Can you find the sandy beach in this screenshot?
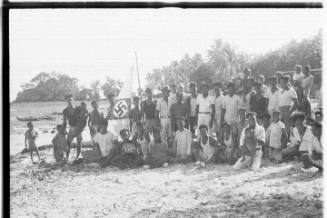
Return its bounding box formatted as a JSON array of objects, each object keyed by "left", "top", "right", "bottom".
[{"left": 10, "top": 146, "right": 323, "bottom": 218}]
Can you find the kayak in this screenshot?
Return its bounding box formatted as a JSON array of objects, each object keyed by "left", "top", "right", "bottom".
[{"left": 16, "top": 117, "right": 39, "bottom": 121}]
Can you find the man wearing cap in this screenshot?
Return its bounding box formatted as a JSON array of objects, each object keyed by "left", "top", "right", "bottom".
[
  {"left": 142, "top": 88, "right": 158, "bottom": 140},
  {"left": 196, "top": 82, "right": 215, "bottom": 137},
  {"left": 156, "top": 86, "right": 172, "bottom": 143},
  {"left": 186, "top": 82, "right": 198, "bottom": 136}
]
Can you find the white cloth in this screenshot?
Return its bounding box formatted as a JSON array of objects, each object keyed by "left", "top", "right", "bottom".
[
  {"left": 301, "top": 75, "right": 313, "bottom": 98},
  {"left": 223, "top": 95, "right": 242, "bottom": 124},
  {"left": 156, "top": 98, "right": 171, "bottom": 118},
  {"left": 289, "top": 127, "right": 301, "bottom": 147},
  {"left": 279, "top": 88, "right": 297, "bottom": 107},
  {"left": 293, "top": 73, "right": 304, "bottom": 82},
  {"left": 233, "top": 150, "right": 263, "bottom": 171},
  {"left": 160, "top": 118, "right": 172, "bottom": 141},
  {"left": 239, "top": 124, "right": 266, "bottom": 148},
  {"left": 199, "top": 138, "right": 216, "bottom": 161},
  {"left": 299, "top": 127, "right": 313, "bottom": 152},
  {"left": 196, "top": 95, "right": 215, "bottom": 114},
  {"left": 268, "top": 88, "right": 281, "bottom": 115},
  {"left": 267, "top": 121, "right": 285, "bottom": 149},
  {"left": 262, "top": 84, "right": 271, "bottom": 99},
  {"left": 93, "top": 132, "right": 117, "bottom": 157},
  {"left": 174, "top": 128, "right": 192, "bottom": 158},
  {"left": 190, "top": 96, "right": 197, "bottom": 117}
]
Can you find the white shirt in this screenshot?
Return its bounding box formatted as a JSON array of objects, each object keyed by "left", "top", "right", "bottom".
[
  {"left": 268, "top": 88, "right": 281, "bottom": 113},
  {"left": 299, "top": 127, "right": 313, "bottom": 152},
  {"left": 289, "top": 126, "right": 301, "bottom": 147},
  {"left": 156, "top": 97, "right": 171, "bottom": 118},
  {"left": 223, "top": 94, "right": 241, "bottom": 124},
  {"left": 200, "top": 138, "right": 216, "bottom": 160},
  {"left": 190, "top": 96, "right": 197, "bottom": 117},
  {"left": 93, "top": 132, "right": 117, "bottom": 157},
  {"left": 240, "top": 124, "right": 266, "bottom": 148},
  {"left": 293, "top": 73, "right": 304, "bottom": 82},
  {"left": 174, "top": 128, "right": 192, "bottom": 157},
  {"left": 267, "top": 121, "right": 285, "bottom": 149},
  {"left": 196, "top": 95, "right": 215, "bottom": 114},
  {"left": 214, "top": 95, "right": 225, "bottom": 121},
  {"left": 279, "top": 88, "right": 297, "bottom": 107},
  {"left": 262, "top": 84, "right": 271, "bottom": 99},
  {"left": 308, "top": 136, "right": 322, "bottom": 155},
  {"left": 301, "top": 75, "right": 313, "bottom": 98}
]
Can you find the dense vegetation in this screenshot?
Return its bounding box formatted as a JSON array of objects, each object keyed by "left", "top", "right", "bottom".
[{"left": 146, "top": 30, "right": 322, "bottom": 89}]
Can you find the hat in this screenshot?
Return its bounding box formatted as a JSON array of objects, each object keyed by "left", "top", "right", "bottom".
[{"left": 161, "top": 86, "right": 170, "bottom": 92}]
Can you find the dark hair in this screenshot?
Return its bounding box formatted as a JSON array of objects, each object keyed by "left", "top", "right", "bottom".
[
  {"left": 290, "top": 111, "right": 305, "bottom": 122},
  {"left": 189, "top": 82, "right": 197, "bottom": 88},
  {"left": 311, "top": 120, "right": 322, "bottom": 129},
  {"left": 91, "top": 100, "right": 97, "bottom": 105},
  {"left": 268, "top": 76, "right": 278, "bottom": 83},
  {"left": 81, "top": 102, "right": 86, "bottom": 107},
  {"left": 258, "top": 112, "right": 271, "bottom": 120},
  {"left": 254, "top": 82, "right": 262, "bottom": 88},
  {"left": 27, "top": 121, "right": 33, "bottom": 127},
  {"left": 199, "top": 124, "right": 208, "bottom": 131},
  {"left": 133, "top": 96, "right": 139, "bottom": 101},
  {"left": 145, "top": 88, "right": 152, "bottom": 93},
  {"left": 56, "top": 124, "right": 63, "bottom": 130},
  {"left": 120, "top": 128, "right": 129, "bottom": 136},
  {"left": 100, "top": 119, "right": 108, "bottom": 127},
  {"left": 304, "top": 65, "right": 311, "bottom": 72},
  {"left": 246, "top": 111, "right": 257, "bottom": 118},
  {"left": 315, "top": 110, "right": 323, "bottom": 117},
  {"left": 244, "top": 68, "right": 251, "bottom": 74},
  {"left": 65, "top": 94, "right": 73, "bottom": 100},
  {"left": 153, "top": 127, "right": 161, "bottom": 134},
  {"left": 213, "top": 82, "right": 222, "bottom": 87},
  {"left": 227, "top": 82, "right": 235, "bottom": 89},
  {"left": 281, "top": 75, "right": 290, "bottom": 82}
]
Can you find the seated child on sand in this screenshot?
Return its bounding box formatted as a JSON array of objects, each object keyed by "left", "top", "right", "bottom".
[
  {"left": 111, "top": 129, "right": 144, "bottom": 169},
  {"left": 52, "top": 124, "right": 68, "bottom": 162},
  {"left": 93, "top": 119, "right": 118, "bottom": 168},
  {"left": 173, "top": 117, "right": 193, "bottom": 162},
  {"left": 24, "top": 121, "right": 41, "bottom": 163},
  {"left": 143, "top": 127, "right": 171, "bottom": 169}
]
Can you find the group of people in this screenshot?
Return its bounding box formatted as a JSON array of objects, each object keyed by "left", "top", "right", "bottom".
[{"left": 25, "top": 64, "right": 323, "bottom": 172}]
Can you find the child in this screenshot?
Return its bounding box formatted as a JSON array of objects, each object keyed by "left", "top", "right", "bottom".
[
  {"left": 173, "top": 117, "right": 193, "bottom": 161},
  {"left": 143, "top": 127, "right": 170, "bottom": 169},
  {"left": 132, "top": 122, "right": 149, "bottom": 156},
  {"left": 52, "top": 124, "right": 68, "bottom": 162},
  {"left": 111, "top": 129, "right": 144, "bottom": 169},
  {"left": 266, "top": 110, "right": 288, "bottom": 163},
  {"left": 221, "top": 123, "right": 238, "bottom": 165},
  {"left": 24, "top": 122, "right": 41, "bottom": 163},
  {"left": 243, "top": 127, "right": 257, "bottom": 158}
]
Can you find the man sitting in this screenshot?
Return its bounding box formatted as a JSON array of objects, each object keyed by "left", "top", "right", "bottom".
[{"left": 191, "top": 124, "right": 220, "bottom": 167}]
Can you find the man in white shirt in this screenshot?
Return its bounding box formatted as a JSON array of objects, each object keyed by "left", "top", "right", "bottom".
[
  {"left": 234, "top": 112, "right": 266, "bottom": 171},
  {"left": 221, "top": 82, "right": 241, "bottom": 134},
  {"left": 186, "top": 82, "right": 198, "bottom": 136},
  {"left": 212, "top": 82, "right": 225, "bottom": 139},
  {"left": 156, "top": 86, "right": 172, "bottom": 143},
  {"left": 267, "top": 76, "right": 281, "bottom": 116},
  {"left": 93, "top": 119, "right": 118, "bottom": 167},
  {"left": 293, "top": 65, "right": 304, "bottom": 83},
  {"left": 257, "top": 74, "right": 271, "bottom": 99},
  {"left": 196, "top": 82, "right": 215, "bottom": 137}
]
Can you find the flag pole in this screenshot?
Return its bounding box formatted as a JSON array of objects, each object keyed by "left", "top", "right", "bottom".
[{"left": 134, "top": 51, "right": 144, "bottom": 123}]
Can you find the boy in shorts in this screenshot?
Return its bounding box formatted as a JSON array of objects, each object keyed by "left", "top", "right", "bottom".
[
  {"left": 52, "top": 124, "right": 68, "bottom": 162},
  {"left": 24, "top": 122, "right": 41, "bottom": 163}
]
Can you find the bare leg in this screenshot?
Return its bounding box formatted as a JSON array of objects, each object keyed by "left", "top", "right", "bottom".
[
  {"left": 29, "top": 150, "right": 34, "bottom": 162},
  {"left": 35, "top": 148, "right": 41, "bottom": 162},
  {"left": 76, "top": 141, "right": 81, "bottom": 159},
  {"left": 66, "top": 142, "right": 71, "bottom": 160}
]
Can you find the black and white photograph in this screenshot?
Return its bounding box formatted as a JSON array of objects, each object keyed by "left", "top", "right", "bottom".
[{"left": 7, "top": 4, "right": 324, "bottom": 218}]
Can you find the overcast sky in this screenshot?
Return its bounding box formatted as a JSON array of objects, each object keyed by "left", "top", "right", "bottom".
[{"left": 10, "top": 9, "right": 323, "bottom": 101}]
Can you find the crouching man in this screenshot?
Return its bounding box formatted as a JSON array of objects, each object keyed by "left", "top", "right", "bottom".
[
  {"left": 233, "top": 112, "right": 266, "bottom": 171},
  {"left": 92, "top": 119, "right": 118, "bottom": 168},
  {"left": 191, "top": 124, "right": 220, "bottom": 167}
]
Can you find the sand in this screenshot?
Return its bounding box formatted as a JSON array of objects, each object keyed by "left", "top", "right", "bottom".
[{"left": 10, "top": 147, "right": 322, "bottom": 218}]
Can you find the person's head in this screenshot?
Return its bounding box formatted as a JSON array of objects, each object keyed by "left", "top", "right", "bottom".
[
  {"left": 56, "top": 124, "right": 65, "bottom": 134},
  {"left": 272, "top": 111, "right": 281, "bottom": 123},
  {"left": 213, "top": 82, "right": 222, "bottom": 95},
  {"left": 275, "top": 71, "right": 283, "bottom": 82},
  {"left": 280, "top": 75, "right": 290, "bottom": 89},
  {"left": 304, "top": 65, "right": 311, "bottom": 76},
  {"left": 169, "top": 80, "right": 177, "bottom": 93},
  {"left": 254, "top": 82, "right": 262, "bottom": 94},
  {"left": 239, "top": 108, "right": 247, "bottom": 121},
  {"left": 199, "top": 124, "right": 209, "bottom": 138},
  {"left": 246, "top": 112, "right": 257, "bottom": 128},
  {"left": 176, "top": 117, "right": 185, "bottom": 130},
  {"left": 295, "top": 65, "right": 302, "bottom": 74},
  {"left": 145, "top": 88, "right": 153, "bottom": 99},
  {"left": 268, "top": 76, "right": 278, "bottom": 88},
  {"left": 107, "top": 93, "right": 115, "bottom": 105},
  {"left": 257, "top": 74, "right": 265, "bottom": 84},
  {"left": 65, "top": 95, "right": 73, "bottom": 106},
  {"left": 290, "top": 112, "right": 305, "bottom": 127},
  {"left": 80, "top": 102, "right": 86, "bottom": 110},
  {"left": 136, "top": 122, "right": 145, "bottom": 136},
  {"left": 227, "top": 82, "right": 235, "bottom": 96},
  {"left": 152, "top": 127, "right": 162, "bottom": 143},
  {"left": 200, "top": 82, "right": 209, "bottom": 96},
  {"left": 222, "top": 122, "right": 231, "bottom": 133},
  {"left": 315, "top": 110, "right": 323, "bottom": 123},
  {"left": 245, "top": 127, "right": 255, "bottom": 138},
  {"left": 27, "top": 121, "right": 33, "bottom": 130},
  {"left": 161, "top": 86, "right": 170, "bottom": 99},
  {"left": 257, "top": 113, "right": 271, "bottom": 128},
  {"left": 120, "top": 129, "right": 130, "bottom": 141},
  {"left": 189, "top": 82, "right": 197, "bottom": 95},
  {"left": 177, "top": 83, "right": 184, "bottom": 94},
  {"left": 91, "top": 100, "right": 98, "bottom": 110},
  {"left": 99, "top": 119, "right": 108, "bottom": 134},
  {"left": 133, "top": 96, "right": 140, "bottom": 107},
  {"left": 247, "top": 77, "right": 255, "bottom": 88},
  {"left": 311, "top": 121, "right": 322, "bottom": 138}
]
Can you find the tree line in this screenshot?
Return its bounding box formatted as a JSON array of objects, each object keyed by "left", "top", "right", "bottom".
[
  {"left": 146, "top": 30, "right": 322, "bottom": 89},
  {"left": 15, "top": 72, "right": 123, "bottom": 102}
]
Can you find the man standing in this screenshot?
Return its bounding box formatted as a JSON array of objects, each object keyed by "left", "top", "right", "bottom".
[
  {"left": 170, "top": 92, "right": 189, "bottom": 132},
  {"left": 300, "top": 65, "right": 314, "bottom": 117},
  {"left": 221, "top": 83, "right": 242, "bottom": 134},
  {"left": 196, "top": 82, "right": 215, "bottom": 137},
  {"left": 88, "top": 100, "right": 103, "bottom": 139},
  {"left": 62, "top": 95, "right": 81, "bottom": 161},
  {"left": 267, "top": 76, "right": 280, "bottom": 116},
  {"left": 293, "top": 65, "right": 304, "bottom": 83},
  {"left": 142, "top": 88, "right": 157, "bottom": 140},
  {"left": 249, "top": 82, "right": 268, "bottom": 118},
  {"left": 129, "top": 96, "right": 142, "bottom": 139},
  {"left": 186, "top": 82, "right": 198, "bottom": 136},
  {"left": 213, "top": 82, "right": 225, "bottom": 140},
  {"left": 156, "top": 86, "right": 171, "bottom": 143}
]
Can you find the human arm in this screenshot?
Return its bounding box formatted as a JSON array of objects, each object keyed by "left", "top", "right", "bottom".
[
  {"left": 24, "top": 133, "right": 28, "bottom": 149},
  {"left": 62, "top": 109, "right": 67, "bottom": 130}
]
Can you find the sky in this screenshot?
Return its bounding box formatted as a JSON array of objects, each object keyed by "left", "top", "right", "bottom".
[{"left": 9, "top": 9, "right": 323, "bottom": 101}]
